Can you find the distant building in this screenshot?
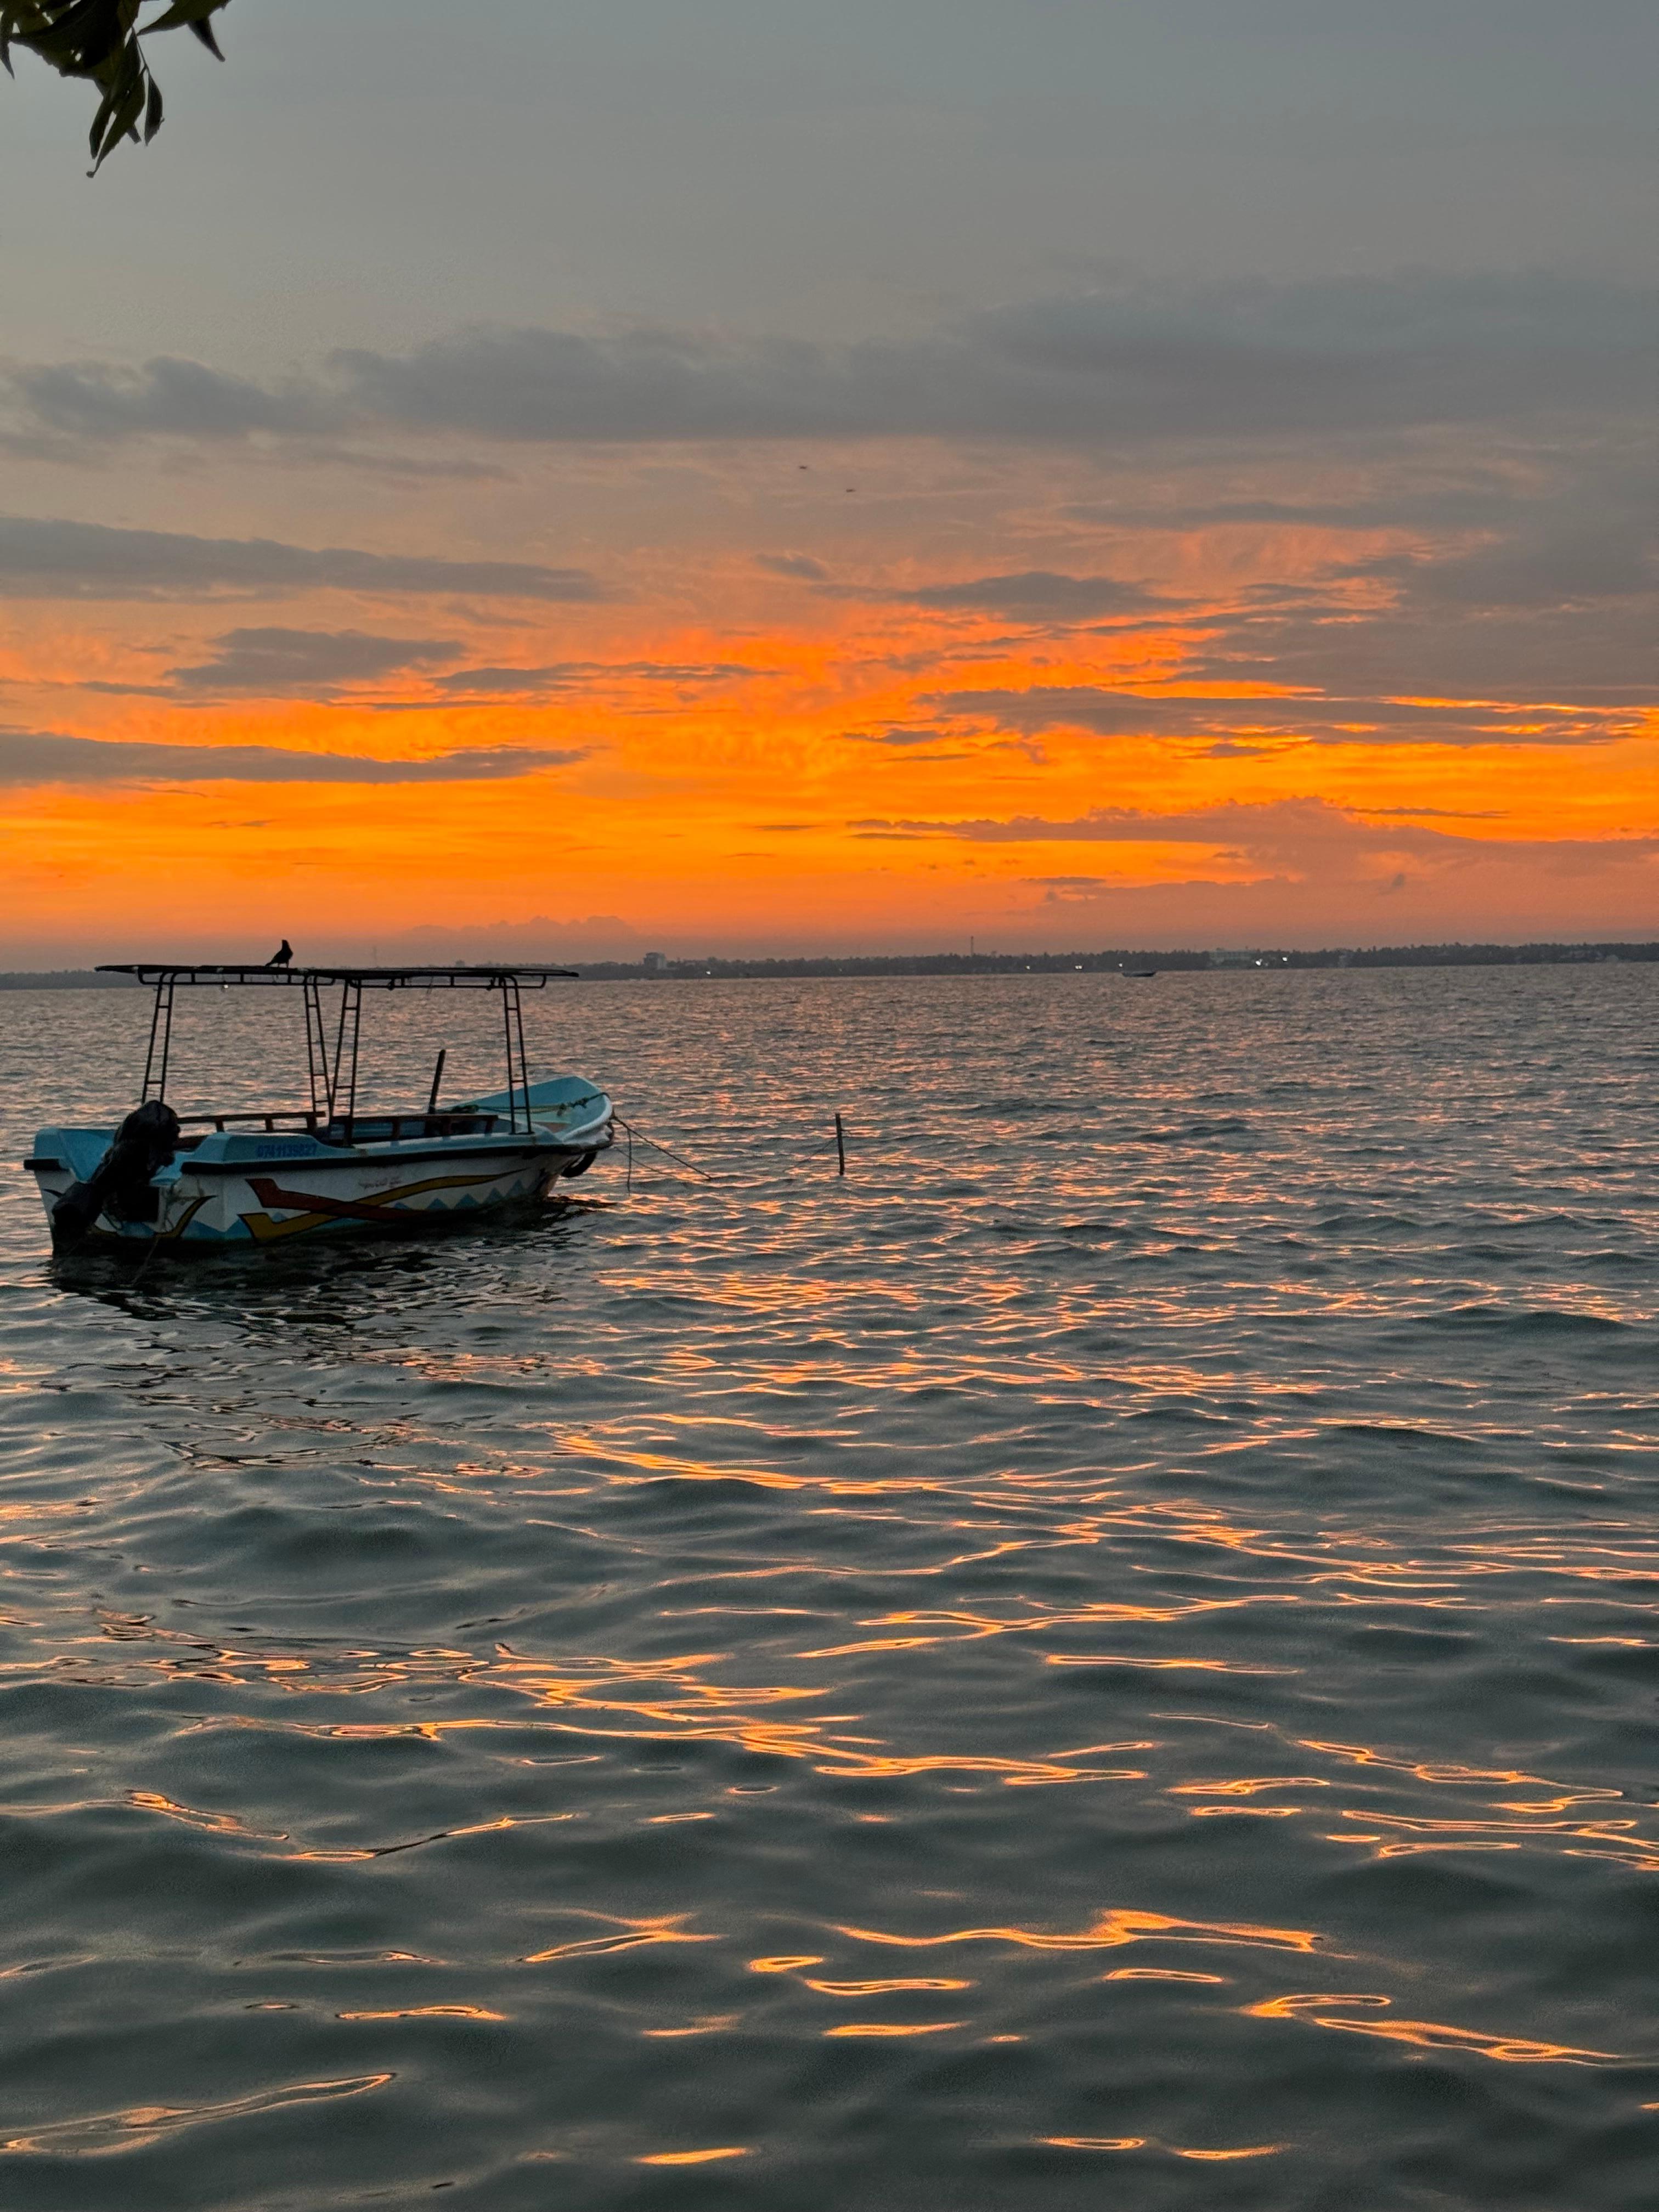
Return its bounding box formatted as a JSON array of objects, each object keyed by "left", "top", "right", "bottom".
[
  {"left": 1208, "top": 948, "right": 1258, "bottom": 967},
  {"left": 642, "top": 951, "right": 667, "bottom": 973}
]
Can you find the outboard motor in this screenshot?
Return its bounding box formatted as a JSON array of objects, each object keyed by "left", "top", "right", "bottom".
[{"left": 50, "top": 1100, "right": 181, "bottom": 1250}]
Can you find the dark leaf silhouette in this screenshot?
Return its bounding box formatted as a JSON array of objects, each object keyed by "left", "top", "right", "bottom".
[{"left": 1, "top": 0, "right": 230, "bottom": 171}]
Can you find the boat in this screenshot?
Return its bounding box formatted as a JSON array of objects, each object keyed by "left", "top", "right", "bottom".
[
  {"left": 25, "top": 962, "right": 614, "bottom": 1251},
  {"left": 1121, "top": 965, "right": 1158, "bottom": 979}
]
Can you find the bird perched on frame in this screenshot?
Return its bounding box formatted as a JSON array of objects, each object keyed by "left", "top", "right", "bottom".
[{"left": 266, "top": 939, "right": 294, "bottom": 968}]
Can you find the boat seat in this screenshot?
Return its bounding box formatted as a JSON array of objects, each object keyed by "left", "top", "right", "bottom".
[{"left": 319, "top": 1111, "right": 500, "bottom": 1146}]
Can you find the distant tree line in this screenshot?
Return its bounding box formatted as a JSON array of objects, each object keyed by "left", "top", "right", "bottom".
[
  {"left": 560, "top": 943, "right": 1658, "bottom": 981},
  {"left": 3, "top": 945, "right": 1652, "bottom": 989},
  {"left": 2, "top": 1, "right": 229, "bottom": 171}
]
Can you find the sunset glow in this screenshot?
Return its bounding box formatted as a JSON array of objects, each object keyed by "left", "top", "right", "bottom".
[
  {"left": 2, "top": 7, "right": 1652, "bottom": 963},
  {"left": 7, "top": 527, "right": 1653, "bottom": 962}
]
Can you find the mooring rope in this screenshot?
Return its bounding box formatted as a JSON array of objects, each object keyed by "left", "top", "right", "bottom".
[
  {"left": 611, "top": 1113, "right": 850, "bottom": 1188},
  {"left": 612, "top": 1116, "right": 718, "bottom": 1182}
]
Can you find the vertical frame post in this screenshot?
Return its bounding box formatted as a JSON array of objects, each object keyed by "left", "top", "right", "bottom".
[
  {"left": 512, "top": 979, "right": 531, "bottom": 1134},
  {"left": 344, "top": 981, "right": 363, "bottom": 1126},
  {"left": 142, "top": 977, "right": 176, "bottom": 1103},
  {"left": 328, "top": 978, "right": 365, "bottom": 1128},
  {"left": 141, "top": 976, "right": 163, "bottom": 1098},
  {"left": 330, "top": 978, "right": 351, "bottom": 1125},
  {"left": 499, "top": 975, "right": 518, "bottom": 1132},
  {"left": 303, "top": 974, "right": 325, "bottom": 1120}
]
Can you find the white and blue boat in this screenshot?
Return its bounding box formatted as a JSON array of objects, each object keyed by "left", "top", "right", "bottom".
[{"left": 25, "top": 962, "right": 614, "bottom": 1250}]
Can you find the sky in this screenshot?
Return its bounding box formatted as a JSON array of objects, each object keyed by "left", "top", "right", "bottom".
[{"left": 1, "top": 0, "right": 1654, "bottom": 962}]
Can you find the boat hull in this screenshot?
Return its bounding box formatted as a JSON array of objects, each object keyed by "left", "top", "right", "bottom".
[{"left": 29, "top": 1105, "right": 612, "bottom": 1250}]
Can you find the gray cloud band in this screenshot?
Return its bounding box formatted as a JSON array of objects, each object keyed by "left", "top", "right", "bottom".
[
  {"left": 5, "top": 272, "right": 1649, "bottom": 451},
  {"left": 166, "top": 628, "right": 462, "bottom": 694},
  {"left": 931, "top": 684, "right": 1641, "bottom": 748},
  {"left": 0, "top": 517, "right": 605, "bottom": 602},
  {"left": 848, "top": 797, "right": 1659, "bottom": 868},
  {"left": 0, "top": 730, "right": 585, "bottom": 787}
]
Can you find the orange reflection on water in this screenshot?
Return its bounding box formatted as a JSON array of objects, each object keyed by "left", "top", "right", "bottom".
[
  {"left": 1044, "top": 2136, "right": 1283, "bottom": 2160},
  {"left": 1494, "top": 1792, "right": 1625, "bottom": 1814},
  {"left": 1177, "top": 2145, "right": 1286, "bottom": 2161},
  {"left": 337, "top": 2005, "right": 506, "bottom": 2022},
  {"left": 1248, "top": 1993, "right": 1622, "bottom": 2063},
  {"left": 1171, "top": 1776, "right": 1330, "bottom": 1797},
  {"left": 0, "top": 1498, "right": 84, "bottom": 1525},
  {"left": 1297, "top": 1737, "right": 1537, "bottom": 1787},
  {"left": 1329, "top": 1808, "right": 1659, "bottom": 1872},
  {"left": 642, "top": 2016, "right": 740, "bottom": 2038},
  {"left": 590, "top": 1440, "right": 814, "bottom": 1493},
  {"left": 0, "top": 2073, "right": 393, "bottom": 2155},
  {"left": 287, "top": 1810, "right": 554, "bottom": 1865},
  {"left": 749, "top": 1955, "right": 825, "bottom": 1973},
  {"left": 1046, "top": 1655, "right": 1296, "bottom": 1675},
  {"left": 1190, "top": 1804, "right": 1301, "bottom": 1818},
  {"left": 1045, "top": 2136, "right": 1148, "bottom": 2151},
  {"left": 68, "top": 1588, "right": 1295, "bottom": 1793},
  {"left": 523, "top": 1913, "right": 715, "bottom": 1965},
  {"left": 824, "top": 2021, "right": 964, "bottom": 2038},
  {"left": 125, "top": 1790, "right": 280, "bottom": 1840},
  {"left": 636, "top": 2146, "right": 749, "bottom": 2165},
  {"left": 838, "top": 1908, "right": 1321, "bottom": 1957},
  {"left": 491, "top": 1678, "right": 1149, "bottom": 1785},
  {"left": 799, "top": 1595, "right": 1266, "bottom": 1660},
  {"left": 799, "top": 1634, "right": 957, "bottom": 1657},
  {"left": 1105, "top": 1968, "right": 1227, "bottom": 1984},
  {"left": 805, "top": 1978, "right": 973, "bottom": 1995}
]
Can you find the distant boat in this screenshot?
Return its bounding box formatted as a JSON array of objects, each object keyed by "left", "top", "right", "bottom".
[
  {"left": 1121, "top": 966, "right": 1158, "bottom": 979},
  {"left": 26, "top": 961, "right": 613, "bottom": 1251}
]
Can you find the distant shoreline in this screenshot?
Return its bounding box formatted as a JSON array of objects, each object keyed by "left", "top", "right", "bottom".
[{"left": 2, "top": 941, "right": 1653, "bottom": 988}]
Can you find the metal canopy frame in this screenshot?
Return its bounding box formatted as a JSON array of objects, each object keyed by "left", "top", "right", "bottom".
[{"left": 98, "top": 964, "right": 577, "bottom": 1135}]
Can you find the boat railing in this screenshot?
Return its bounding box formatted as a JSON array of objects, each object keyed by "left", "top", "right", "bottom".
[
  {"left": 173, "top": 1109, "right": 501, "bottom": 1142},
  {"left": 320, "top": 1112, "right": 501, "bottom": 1146},
  {"left": 177, "top": 1109, "right": 324, "bottom": 1133}
]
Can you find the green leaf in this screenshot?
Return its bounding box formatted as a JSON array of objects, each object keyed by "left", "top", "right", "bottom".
[
  {"left": 86, "top": 74, "right": 114, "bottom": 151},
  {"left": 87, "top": 26, "right": 138, "bottom": 165},
  {"left": 25, "top": 0, "right": 126, "bottom": 74},
  {"left": 59, "top": 0, "right": 119, "bottom": 53},
  {"left": 141, "top": 61, "right": 159, "bottom": 137},
  {"left": 89, "top": 69, "right": 141, "bottom": 164},
  {"left": 144, "top": 0, "right": 225, "bottom": 53}
]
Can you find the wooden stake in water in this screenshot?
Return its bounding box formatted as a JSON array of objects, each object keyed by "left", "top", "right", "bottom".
[{"left": 835, "top": 1112, "right": 846, "bottom": 1176}]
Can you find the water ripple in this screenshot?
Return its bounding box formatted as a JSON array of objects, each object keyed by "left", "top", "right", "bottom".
[{"left": 1, "top": 968, "right": 1656, "bottom": 2208}]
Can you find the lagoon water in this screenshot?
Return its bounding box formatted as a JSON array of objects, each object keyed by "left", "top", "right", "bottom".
[{"left": 0, "top": 968, "right": 1655, "bottom": 2210}]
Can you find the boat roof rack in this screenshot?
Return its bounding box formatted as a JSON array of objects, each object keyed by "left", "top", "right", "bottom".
[{"left": 98, "top": 964, "right": 579, "bottom": 988}]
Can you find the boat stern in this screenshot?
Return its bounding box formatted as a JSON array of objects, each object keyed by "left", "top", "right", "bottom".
[{"left": 26, "top": 1127, "right": 112, "bottom": 1234}]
